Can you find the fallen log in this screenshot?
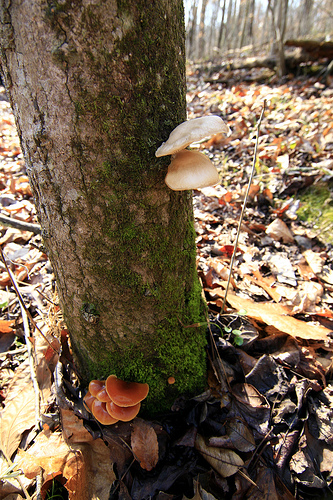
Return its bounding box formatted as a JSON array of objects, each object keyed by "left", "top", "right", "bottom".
[{"left": 285, "top": 39, "right": 333, "bottom": 59}]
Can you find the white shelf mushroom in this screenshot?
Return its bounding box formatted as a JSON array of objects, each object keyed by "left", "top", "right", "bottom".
[
  {"left": 164, "top": 150, "right": 220, "bottom": 191},
  {"left": 155, "top": 116, "right": 230, "bottom": 191}
]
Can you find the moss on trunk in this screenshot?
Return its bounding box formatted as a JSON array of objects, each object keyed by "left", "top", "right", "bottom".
[{"left": 0, "top": 0, "right": 207, "bottom": 413}]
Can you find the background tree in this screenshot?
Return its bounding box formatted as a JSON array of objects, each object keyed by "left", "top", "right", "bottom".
[
  {"left": 198, "top": 0, "right": 209, "bottom": 57},
  {"left": 0, "top": 0, "right": 207, "bottom": 413},
  {"left": 186, "top": 0, "right": 199, "bottom": 59},
  {"left": 268, "top": 0, "right": 288, "bottom": 75},
  {"left": 185, "top": 0, "right": 332, "bottom": 61}
]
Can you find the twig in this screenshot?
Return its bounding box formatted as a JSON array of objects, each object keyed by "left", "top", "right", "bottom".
[
  {"left": 0, "top": 246, "right": 59, "bottom": 352},
  {"left": 220, "top": 102, "right": 266, "bottom": 314},
  {"left": 0, "top": 245, "right": 41, "bottom": 426},
  {"left": 20, "top": 297, "right": 41, "bottom": 428},
  {"left": 0, "top": 346, "right": 27, "bottom": 359},
  {"left": 0, "top": 213, "right": 41, "bottom": 235}
]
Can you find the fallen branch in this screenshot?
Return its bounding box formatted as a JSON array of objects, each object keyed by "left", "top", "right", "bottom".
[{"left": 0, "top": 213, "right": 41, "bottom": 235}]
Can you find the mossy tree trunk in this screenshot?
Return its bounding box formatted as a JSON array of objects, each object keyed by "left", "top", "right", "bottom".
[{"left": 0, "top": 0, "right": 207, "bottom": 412}]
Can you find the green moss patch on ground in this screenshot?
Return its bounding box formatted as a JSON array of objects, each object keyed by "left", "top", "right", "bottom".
[{"left": 297, "top": 184, "right": 333, "bottom": 244}]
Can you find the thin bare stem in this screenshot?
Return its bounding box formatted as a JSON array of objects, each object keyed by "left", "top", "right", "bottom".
[
  {"left": 20, "top": 297, "right": 41, "bottom": 427},
  {"left": 0, "top": 246, "right": 41, "bottom": 426},
  {"left": 220, "top": 101, "right": 266, "bottom": 314},
  {"left": 0, "top": 246, "right": 59, "bottom": 352}
]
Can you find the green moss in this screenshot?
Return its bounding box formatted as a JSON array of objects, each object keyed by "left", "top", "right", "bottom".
[
  {"left": 79, "top": 310, "right": 207, "bottom": 414},
  {"left": 297, "top": 184, "right": 333, "bottom": 243}
]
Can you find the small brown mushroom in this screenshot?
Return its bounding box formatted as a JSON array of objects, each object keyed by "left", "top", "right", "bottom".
[
  {"left": 96, "top": 387, "right": 111, "bottom": 403},
  {"left": 83, "top": 391, "right": 95, "bottom": 412},
  {"left": 105, "top": 375, "right": 149, "bottom": 407},
  {"left": 91, "top": 399, "right": 119, "bottom": 425},
  {"left": 106, "top": 401, "right": 141, "bottom": 422},
  {"left": 88, "top": 379, "right": 105, "bottom": 398}
]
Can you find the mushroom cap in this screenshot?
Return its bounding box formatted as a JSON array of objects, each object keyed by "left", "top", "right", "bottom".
[
  {"left": 165, "top": 150, "right": 219, "bottom": 191},
  {"left": 89, "top": 379, "right": 106, "bottom": 398},
  {"left": 156, "top": 116, "right": 230, "bottom": 157},
  {"left": 83, "top": 391, "right": 95, "bottom": 412},
  {"left": 91, "top": 399, "right": 119, "bottom": 425},
  {"left": 105, "top": 375, "right": 149, "bottom": 407},
  {"left": 106, "top": 401, "right": 141, "bottom": 422},
  {"left": 96, "top": 387, "right": 111, "bottom": 403}
]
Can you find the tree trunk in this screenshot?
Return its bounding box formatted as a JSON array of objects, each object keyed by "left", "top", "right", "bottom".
[
  {"left": 186, "top": 0, "right": 198, "bottom": 59},
  {"left": 268, "top": 0, "right": 287, "bottom": 76},
  {"left": 217, "top": 0, "right": 227, "bottom": 50},
  {"left": 239, "top": 0, "right": 250, "bottom": 48},
  {"left": 0, "top": 0, "right": 207, "bottom": 413},
  {"left": 198, "top": 0, "right": 209, "bottom": 58}
]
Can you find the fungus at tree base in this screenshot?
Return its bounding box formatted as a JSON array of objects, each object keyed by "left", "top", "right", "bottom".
[{"left": 83, "top": 376, "right": 149, "bottom": 425}]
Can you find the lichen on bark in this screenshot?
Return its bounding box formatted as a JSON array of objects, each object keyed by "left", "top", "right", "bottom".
[{"left": 0, "top": 0, "right": 207, "bottom": 413}]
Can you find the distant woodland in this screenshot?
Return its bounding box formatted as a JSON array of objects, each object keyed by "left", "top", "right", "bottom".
[{"left": 185, "top": 0, "right": 333, "bottom": 75}]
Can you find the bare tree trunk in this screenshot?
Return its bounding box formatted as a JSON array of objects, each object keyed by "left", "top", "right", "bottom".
[
  {"left": 208, "top": 0, "right": 220, "bottom": 57},
  {"left": 279, "top": 0, "right": 289, "bottom": 40},
  {"left": 239, "top": 0, "right": 251, "bottom": 48},
  {"left": 260, "top": 2, "right": 271, "bottom": 48},
  {"left": 268, "top": 0, "right": 287, "bottom": 76},
  {"left": 217, "top": 0, "right": 228, "bottom": 49},
  {"left": 298, "top": 0, "right": 313, "bottom": 36},
  {"left": 248, "top": 0, "right": 255, "bottom": 47},
  {"left": 186, "top": 0, "right": 199, "bottom": 59},
  {"left": 0, "top": 0, "right": 207, "bottom": 413},
  {"left": 230, "top": 0, "right": 240, "bottom": 50},
  {"left": 198, "top": 0, "right": 209, "bottom": 58}
]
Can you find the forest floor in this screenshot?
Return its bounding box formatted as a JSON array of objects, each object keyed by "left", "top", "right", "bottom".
[{"left": 0, "top": 64, "right": 333, "bottom": 500}]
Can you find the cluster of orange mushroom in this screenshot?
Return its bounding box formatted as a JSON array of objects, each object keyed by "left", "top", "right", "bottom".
[{"left": 83, "top": 375, "right": 149, "bottom": 425}]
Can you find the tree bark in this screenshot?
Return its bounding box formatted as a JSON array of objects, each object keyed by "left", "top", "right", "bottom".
[
  {"left": 186, "top": 0, "right": 198, "bottom": 59},
  {"left": 0, "top": 0, "right": 207, "bottom": 413},
  {"left": 268, "top": 0, "right": 287, "bottom": 76},
  {"left": 198, "top": 0, "right": 209, "bottom": 58},
  {"left": 217, "top": 0, "right": 227, "bottom": 49}
]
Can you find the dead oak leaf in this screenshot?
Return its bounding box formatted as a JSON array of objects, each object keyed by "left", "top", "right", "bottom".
[
  {"left": 0, "top": 374, "right": 36, "bottom": 459},
  {"left": 195, "top": 434, "right": 244, "bottom": 478},
  {"left": 18, "top": 431, "right": 115, "bottom": 500},
  {"left": 225, "top": 292, "right": 331, "bottom": 341},
  {"left": 131, "top": 418, "right": 159, "bottom": 471},
  {"left": 0, "top": 319, "right": 15, "bottom": 334}
]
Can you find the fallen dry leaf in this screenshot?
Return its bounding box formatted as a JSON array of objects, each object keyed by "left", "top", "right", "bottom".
[
  {"left": 18, "top": 430, "right": 115, "bottom": 500},
  {"left": 0, "top": 320, "right": 15, "bottom": 334},
  {"left": 0, "top": 362, "right": 36, "bottom": 459},
  {"left": 131, "top": 418, "right": 159, "bottom": 471},
  {"left": 183, "top": 479, "right": 218, "bottom": 500},
  {"left": 195, "top": 434, "right": 244, "bottom": 478},
  {"left": 60, "top": 408, "right": 94, "bottom": 444},
  {"left": 303, "top": 249, "right": 325, "bottom": 275},
  {"left": 225, "top": 292, "right": 330, "bottom": 341}
]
